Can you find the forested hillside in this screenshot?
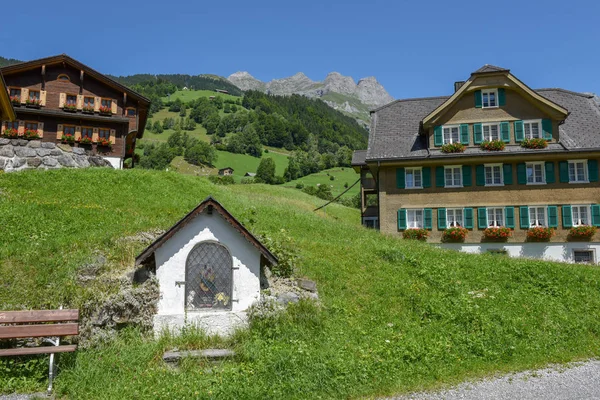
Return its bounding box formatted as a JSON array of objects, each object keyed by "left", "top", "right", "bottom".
[{"left": 0, "top": 56, "right": 22, "bottom": 68}]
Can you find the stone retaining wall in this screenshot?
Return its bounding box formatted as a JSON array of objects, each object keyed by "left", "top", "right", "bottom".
[{"left": 0, "top": 138, "right": 112, "bottom": 172}]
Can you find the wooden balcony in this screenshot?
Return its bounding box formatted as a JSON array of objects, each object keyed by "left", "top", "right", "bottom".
[{"left": 361, "top": 177, "right": 376, "bottom": 191}]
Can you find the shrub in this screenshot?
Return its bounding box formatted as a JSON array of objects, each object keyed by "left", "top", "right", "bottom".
[
  {"left": 240, "top": 177, "right": 254, "bottom": 184},
  {"left": 483, "top": 227, "right": 512, "bottom": 241},
  {"left": 208, "top": 175, "right": 235, "bottom": 185},
  {"left": 440, "top": 142, "right": 466, "bottom": 153},
  {"left": 402, "top": 228, "right": 429, "bottom": 241},
  {"left": 295, "top": 182, "right": 304, "bottom": 189},
  {"left": 527, "top": 227, "right": 554, "bottom": 242},
  {"left": 568, "top": 225, "right": 597, "bottom": 240},
  {"left": 329, "top": 175, "right": 334, "bottom": 181},
  {"left": 442, "top": 227, "right": 468, "bottom": 242},
  {"left": 256, "top": 231, "right": 298, "bottom": 278},
  {"left": 184, "top": 142, "right": 217, "bottom": 166},
  {"left": 480, "top": 140, "right": 505, "bottom": 151},
  {"left": 521, "top": 138, "right": 548, "bottom": 149}
]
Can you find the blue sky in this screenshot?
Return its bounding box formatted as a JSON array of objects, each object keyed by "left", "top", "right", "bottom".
[{"left": 2, "top": 0, "right": 599, "bottom": 99}]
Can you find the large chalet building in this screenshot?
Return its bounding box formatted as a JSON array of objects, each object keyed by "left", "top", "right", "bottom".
[
  {"left": 0, "top": 54, "right": 150, "bottom": 168},
  {"left": 354, "top": 65, "right": 600, "bottom": 264}
]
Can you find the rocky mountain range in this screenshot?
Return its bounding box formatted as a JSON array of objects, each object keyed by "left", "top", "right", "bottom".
[{"left": 227, "top": 71, "right": 394, "bottom": 124}]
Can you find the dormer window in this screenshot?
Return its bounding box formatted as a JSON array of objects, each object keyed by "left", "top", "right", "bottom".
[
  {"left": 482, "top": 89, "right": 498, "bottom": 108},
  {"left": 482, "top": 123, "right": 500, "bottom": 141},
  {"left": 523, "top": 120, "right": 541, "bottom": 139},
  {"left": 442, "top": 125, "right": 460, "bottom": 144}
]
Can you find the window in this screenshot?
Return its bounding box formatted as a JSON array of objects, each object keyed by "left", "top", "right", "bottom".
[
  {"left": 25, "top": 122, "right": 38, "bottom": 131},
  {"left": 81, "top": 127, "right": 93, "bottom": 139},
  {"left": 484, "top": 164, "right": 503, "bottom": 186},
  {"left": 64, "top": 125, "right": 76, "bottom": 136},
  {"left": 529, "top": 206, "right": 546, "bottom": 227},
  {"left": 83, "top": 97, "right": 95, "bottom": 108},
  {"left": 568, "top": 160, "right": 588, "bottom": 183},
  {"left": 126, "top": 108, "right": 136, "bottom": 117},
  {"left": 57, "top": 74, "right": 70, "bottom": 82},
  {"left": 405, "top": 168, "right": 422, "bottom": 189},
  {"left": 526, "top": 162, "right": 545, "bottom": 184},
  {"left": 407, "top": 209, "right": 424, "bottom": 229},
  {"left": 573, "top": 250, "right": 595, "bottom": 264},
  {"left": 442, "top": 125, "right": 460, "bottom": 144},
  {"left": 572, "top": 205, "right": 590, "bottom": 226},
  {"left": 447, "top": 208, "right": 463, "bottom": 227},
  {"left": 482, "top": 89, "right": 498, "bottom": 108},
  {"left": 363, "top": 217, "right": 379, "bottom": 229},
  {"left": 482, "top": 123, "right": 500, "bottom": 141},
  {"left": 487, "top": 207, "right": 505, "bottom": 227},
  {"left": 185, "top": 242, "right": 233, "bottom": 310},
  {"left": 444, "top": 166, "right": 462, "bottom": 187},
  {"left": 28, "top": 90, "right": 40, "bottom": 101},
  {"left": 101, "top": 98, "right": 112, "bottom": 108},
  {"left": 66, "top": 94, "right": 77, "bottom": 107},
  {"left": 523, "top": 120, "right": 541, "bottom": 139},
  {"left": 99, "top": 128, "right": 110, "bottom": 139},
  {"left": 9, "top": 88, "right": 21, "bottom": 97}
]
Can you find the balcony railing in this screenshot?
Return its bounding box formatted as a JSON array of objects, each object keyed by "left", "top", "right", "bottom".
[{"left": 362, "top": 177, "right": 376, "bottom": 190}]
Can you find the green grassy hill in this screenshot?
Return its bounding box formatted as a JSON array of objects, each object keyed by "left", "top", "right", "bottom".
[
  {"left": 284, "top": 167, "right": 360, "bottom": 198},
  {"left": 163, "top": 89, "right": 240, "bottom": 103},
  {"left": 2, "top": 169, "right": 600, "bottom": 399}
]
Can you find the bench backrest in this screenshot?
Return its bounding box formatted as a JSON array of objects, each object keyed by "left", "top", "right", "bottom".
[{"left": 0, "top": 309, "right": 79, "bottom": 339}]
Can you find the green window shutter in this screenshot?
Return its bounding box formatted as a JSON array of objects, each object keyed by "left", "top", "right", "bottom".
[
  {"left": 464, "top": 208, "right": 474, "bottom": 229},
  {"left": 498, "top": 88, "right": 506, "bottom": 106},
  {"left": 396, "top": 167, "right": 405, "bottom": 189},
  {"left": 475, "top": 164, "right": 485, "bottom": 186},
  {"left": 435, "top": 166, "right": 445, "bottom": 187},
  {"left": 589, "top": 160, "right": 599, "bottom": 182},
  {"left": 422, "top": 167, "right": 431, "bottom": 188},
  {"left": 545, "top": 162, "right": 555, "bottom": 184},
  {"left": 473, "top": 123, "right": 483, "bottom": 144},
  {"left": 500, "top": 121, "right": 510, "bottom": 143},
  {"left": 398, "top": 209, "right": 407, "bottom": 230},
  {"left": 542, "top": 119, "right": 553, "bottom": 141},
  {"left": 547, "top": 206, "right": 558, "bottom": 228},
  {"left": 514, "top": 120, "right": 524, "bottom": 142},
  {"left": 517, "top": 163, "right": 527, "bottom": 185},
  {"left": 460, "top": 124, "right": 469, "bottom": 145},
  {"left": 562, "top": 205, "right": 572, "bottom": 228},
  {"left": 474, "top": 90, "right": 482, "bottom": 108},
  {"left": 424, "top": 208, "right": 432, "bottom": 230},
  {"left": 519, "top": 206, "right": 530, "bottom": 229},
  {"left": 503, "top": 164, "right": 513, "bottom": 185},
  {"left": 434, "top": 126, "right": 443, "bottom": 146},
  {"left": 592, "top": 205, "right": 600, "bottom": 227},
  {"left": 559, "top": 161, "right": 569, "bottom": 183},
  {"left": 477, "top": 207, "right": 488, "bottom": 229},
  {"left": 462, "top": 165, "right": 472, "bottom": 187},
  {"left": 505, "top": 207, "right": 515, "bottom": 228},
  {"left": 437, "top": 208, "right": 447, "bottom": 230}
]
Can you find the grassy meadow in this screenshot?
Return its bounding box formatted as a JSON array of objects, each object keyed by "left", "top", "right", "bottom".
[
  {"left": 284, "top": 167, "right": 361, "bottom": 198},
  {"left": 1, "top": 169, "right": 600, "bottom": 399},
  {"left": 162, "top": 89, "right": 240, "bottom": 104}
]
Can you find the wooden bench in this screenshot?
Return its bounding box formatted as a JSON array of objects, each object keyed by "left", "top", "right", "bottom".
[{"left": 0, "top": 309, "right": 79, "bottom": 393}]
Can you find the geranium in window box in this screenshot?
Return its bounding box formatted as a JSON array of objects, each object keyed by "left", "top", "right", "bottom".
[
  {"left": 9, "top": 95, "right": 20, "bottom": 105},
  {"left": 97, "top": 138, "right": 112, "bottom": 148},
  {"left": 82, "top": 106, "right": 95, "bottom": 114},
  {"left": 521, "top": 138, "right": 548, "bottom": 149},
  {"left": 99, "top": 105, "right": 112, "bottom": 115},
  {"left": 480, "top": 140, "right": 505, "bottom": 151},
  {"left": 483, "top": 227, "right": 512, "bottom": 241},
  {"left": 568, "top": 225, "right": 597, "bottom": 241},
  {"left": 442, "top": 227, "right": 468, "bottom": 242},
  {"left": 441, "top": 142, "right": 466, "bottom": 154},
  {"left": 63, "top": 103, "right": 77, "bottom": 112},
  {"left": 402, "top": 228, "right": 429, "bottom": 241},
  {"left": 23, "top": 129, "right": 40, "bottom": 140},
  {"left": 61, "top": 133, "right": 76, "bottom": 144},
  {"left": 2, "top": 128, "right": 19, "bottom": 138},
  {"left": 25, "top": 98, "right": 42, "bottom": 108},
  {"left": 527, "top": 226, "right": 554, "bottom": 242},
  {"left": 79, "top": 136, "right": 93, "bottom": 145}
]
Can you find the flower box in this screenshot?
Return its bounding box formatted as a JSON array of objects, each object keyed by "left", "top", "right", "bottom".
[
  {"left": 441, "top": 142, "right": 466, "bottom": 154},
  {"left": 25, "top": 99, "right": 42, "bottom": 108},
  {"left": 23, "top": 129, "right": 40, "bottom": 140},
  {"left": 99, "top": 106, "right": 112, "bottom": 115},
  {"left": 63, "top": 104, "right": 77, "bottom": 112},
  {"left": 521, "top": 138, "right": 548, "bottom": 149},
  {"left": 527, "top": 226, "right": 554, "bottom": 242},
  {"left": 9, "top": 95, "right": 20, "bottom": 105},
  {"left": 442, "top": 227, "right": 468, "bottom": 242},
  {"left": 2, "top": 128, "right": 19, "bottom": 138},
  {"left": 482, "top": 227, "right": 512, "bottom": 241},
  {"left": 79, "top": 137, "right": 93, "bottom": 145},
  {"left": 568, "top": 225, "right": 597, "bottom": 241},
  {"left": 82, "top": 106, "right": 95, "bottom": 114},
  {"left": 402, "top": 228, "right": 429, "bottom": 241},
  {"left": 97, "top": 138, "right": 112, "bottom": 148},
  {"left": 61, "top": 133, "right": 76, "bottom": 144},
  {"left": 480, "top": 140, "right": 505, "bottom": 151}
]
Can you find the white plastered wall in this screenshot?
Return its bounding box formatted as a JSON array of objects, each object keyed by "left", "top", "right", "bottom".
[
  {"left": 102, "top": 156, "right": 122, "bottom": 169},
  {"left": 153, "top": 208, "right": 262, "bottom": 336}
]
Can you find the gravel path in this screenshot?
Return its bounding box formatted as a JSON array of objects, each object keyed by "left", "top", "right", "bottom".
[{"left": 386, "top": 360, "right": 600, "bottom": 400}]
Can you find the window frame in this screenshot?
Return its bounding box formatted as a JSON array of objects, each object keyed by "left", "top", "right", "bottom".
[
  {"left": 24, "top": 121, "right": 38, "bottom": 131},
  {"left": 484, "top": 163, "right": 504, "bottom": 186},
  {"left": 83, "top": 96, "right": 95, "bottom": 108},
  {"left": 63, "top": 125, "right": 76, "bottom": 136},
  {"left": 406, "top": 209, "right": 424, "bottom": 229},
  {"left": 126, "top": 107, "right": 137, "bottom": 117},
  {"left": 571, "top": 205, "right": 591, "bottom": 227},
  {"left": 528, "top": 206, "right": 547, "bottom": 227},
  {"left": 573, "top": 249, "right": 596, "bottom": 264},
  {"left": 98, "top": 128, "right": 111, "bottom": 139},
  {"left": 487, "top": 207, "right": 505, "bottom": 227},
  {"left": 100, "top": 98, "right": 112, "bottom": 108},
  {"left": 28, "top": 90, "right": 40, "bottom": 101},
  {"left": 482, "top": 122, "right": 500, "bottom": 141},
  {"left": 57, "top": 74, "right": 71, "bottom": 82},
  {"left": 81, "top": 126, "right": 94, "bottom": 139},
  {"left": 442, "top": 124, "right": 460, "bottom": 144},
  {"left": 481, "top": 89, "right": 499, "bottom": 108},
  {"left": 526, "top": 161, "right": 546, "bottom": 185},
  {"left": 65, "top": 93, "right": 78, "bottom": 107},
  {"left": 444, "top": 165, "right": 463, "bottom": 188},
  {"left": 446, "top": 208, "right": 464, "bottom": 228},
  {"left": 523, "top": 119, "right": 542, "bottom": 139},
  {"left": 4, "top": 121, "right": 18, "bottom": 130},
  {"left": 405, "top": 167, "right": 423, "bottom": 189},
  {"left": 568, "top": 160, "right": 588, "bottom": 183}
]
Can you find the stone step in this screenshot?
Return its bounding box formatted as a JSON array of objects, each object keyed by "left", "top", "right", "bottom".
[{"left": 163, "top": 348, "right": 235, "bottom": 364}]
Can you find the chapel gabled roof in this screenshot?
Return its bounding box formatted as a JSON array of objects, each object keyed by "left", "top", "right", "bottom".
[
  {"left": 472, "top": 64, "right": 509, "bottom": 74},
  {"left": 135, "top": 196, "right": 278, "bottom": 266}
]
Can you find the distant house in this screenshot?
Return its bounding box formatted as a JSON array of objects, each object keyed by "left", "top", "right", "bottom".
[
  {"left": 182, "top": 86, "right": 189, "bottom": 90},
  {"left": 215, "top": 89, "right": 229, "bottom": 94},
  {"left": 244, "top": 172, "right": 256, "bottom": 177},
  {"left": 209, "top": 96, "right": 215, "bottom": 100},
  {"left": 218, "top": 167, "right": 234, "bottom": 176}
]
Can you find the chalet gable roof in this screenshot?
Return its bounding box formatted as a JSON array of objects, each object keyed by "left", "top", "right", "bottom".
[
  {"left": 0, "top": 72, "right": 15, "bottom": 121},
  {"left": 135, "top": 196, "right": 278, "bottom": 266}
]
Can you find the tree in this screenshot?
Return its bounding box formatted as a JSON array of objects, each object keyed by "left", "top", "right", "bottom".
[
  {"left": 153, "top": 121, "right": 164, "bottom": 134},
  {"left": 169, "top": 97, "right": 182, "bottom": 112},
  {"left": 335, "top": 146, "right": 353, "bottom": 167},
  {"left": 255, "top": 157, "right": 276, "bottom": 184},
  {"left": 223, "top": 103, "right": 231, "bottom": 113},
  {"left": 184, "top": 142, "right": 217, "bottom": 166},
  {"left": 179, "top": 104, "right": 187, "bottom": 117},
  {"left": 139, "top": 143, "right": 176, "bottom": 170},
  {"left": 204, "top": 113, "right": 221, "bottom": 135}
]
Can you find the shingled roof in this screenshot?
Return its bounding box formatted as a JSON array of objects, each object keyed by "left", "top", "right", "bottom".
[
  {"left": 367, "top": 89, "right": 600, "bottom": 162},
  {"left": 472, "top": 64, "right": 509, "bottom": 74}
]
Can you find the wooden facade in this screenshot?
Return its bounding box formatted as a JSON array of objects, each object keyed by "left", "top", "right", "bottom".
[{"left": 0, "top": 55, "right": 150, "bottom": 168}]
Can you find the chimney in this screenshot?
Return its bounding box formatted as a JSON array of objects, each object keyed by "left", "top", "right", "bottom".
[{"left": 454, "top": 81, "right": 466, "bottom": 92}]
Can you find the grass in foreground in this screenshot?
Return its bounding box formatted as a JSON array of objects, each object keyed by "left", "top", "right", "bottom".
[{"left": 1, "top": 169, "right": 600, "bottom": 399}]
